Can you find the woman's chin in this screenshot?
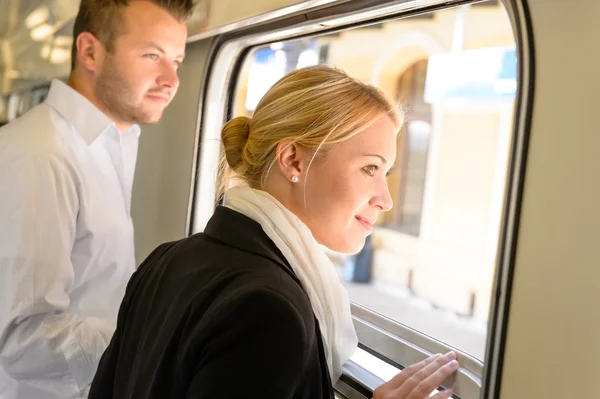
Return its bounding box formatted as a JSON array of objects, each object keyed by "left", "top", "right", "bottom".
[{"left": 322, "top": 236, "right": 366, "bottom": 255}]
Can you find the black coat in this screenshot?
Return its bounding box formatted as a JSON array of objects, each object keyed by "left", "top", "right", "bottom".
[{"left": 89, "top": 206, "right": 334, "bottom": 399}]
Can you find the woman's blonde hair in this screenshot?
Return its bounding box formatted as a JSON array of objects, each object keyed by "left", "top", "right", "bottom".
[{"left": 218, "top": 64, "right": 403, "bottom": 198}]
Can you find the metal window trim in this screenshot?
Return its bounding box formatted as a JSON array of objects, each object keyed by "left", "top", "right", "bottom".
[
  {"left": 351, "top": 303, "right": 482, "bottom": 398},
  {"left": 335, "top": 370, "right": 372, "bottom": 399},
  {"left": 184, "top": 37, "right": 218, "bottom": 236},
  {"left": 186, "top": 0, "right": 341, "bottom": 43},
  {"left": 342, "top": 359, "right": 386, "bottom": 393},
  {"left": 186, "top": 0, "right": 482, "bottom": 44},
  {"left": 480, "top": 0, "right": 534, "bottom": 397}
]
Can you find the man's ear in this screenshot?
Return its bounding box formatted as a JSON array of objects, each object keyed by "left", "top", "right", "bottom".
[{"left": 74, "top": 32, "right": 105, "bottom": 73}]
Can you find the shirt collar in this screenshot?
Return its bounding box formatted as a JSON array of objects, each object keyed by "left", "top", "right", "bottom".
[{"left": 45, "top": 79, "right": 140, "bottom": 145}]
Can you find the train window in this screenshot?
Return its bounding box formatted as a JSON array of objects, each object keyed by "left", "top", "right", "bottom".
[{"left": 228, "top": 1, "right": 517, "bottom": 363}]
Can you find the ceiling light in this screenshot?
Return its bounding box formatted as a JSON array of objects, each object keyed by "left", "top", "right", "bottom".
[
  {"left": 25, "top": 7, "right": 49, "bottom": 29},
  {"left": 31, "top": 24, "right": 55, "bottom": 41},
  {"left": 40, "top": 44, "right": 51, "bottom": 59},
  {"left": 53, "top": 35, "right": 73, "bottom": 47},
  {"left": 49, "top": 47, "right": 70, "bottom": 64}
]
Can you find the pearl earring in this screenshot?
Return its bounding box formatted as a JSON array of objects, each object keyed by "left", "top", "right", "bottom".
[{"left": 291, "top": 176, "right": 299, "bottom": 183}]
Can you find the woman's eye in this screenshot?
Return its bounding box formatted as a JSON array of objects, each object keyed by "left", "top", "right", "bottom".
[
  {"left": 363, "top": 165, "right": 378, "bottom": 177},
  {"left": 145, "top": 54, "right": 159, "bottom": 60}
]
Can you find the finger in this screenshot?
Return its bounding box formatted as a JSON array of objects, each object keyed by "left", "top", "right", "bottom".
[
  {"left": 430, "top": 389, "right": 453, "bottom": 399},
  {"left": 405, "top": 358, "right": 459, "bottom": 399},
  {"left": 386, "top": 353, "right": 443, "bottom": 389},
  {"left": 392, "top": 352, "right": 457, "bottom": 398}
]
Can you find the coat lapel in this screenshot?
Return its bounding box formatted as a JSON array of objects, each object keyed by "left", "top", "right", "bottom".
[{"left": 204, "top": 206, "right": 301, "bottom": 285}]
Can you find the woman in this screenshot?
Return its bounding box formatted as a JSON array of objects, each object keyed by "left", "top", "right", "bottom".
[{"left": 89, "top": 65, "right": 458, "bottom": 398}]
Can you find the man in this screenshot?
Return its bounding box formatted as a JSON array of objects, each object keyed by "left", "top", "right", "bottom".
[{"left": 0, "top": 1, "right": 193, "bottom": 397}]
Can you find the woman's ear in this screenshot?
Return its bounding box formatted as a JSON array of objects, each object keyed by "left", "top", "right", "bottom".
[{"left": 276, "top": 140, "right": 307, "bottom": 182}]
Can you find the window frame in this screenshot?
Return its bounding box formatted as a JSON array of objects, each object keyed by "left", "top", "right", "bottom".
[
  {"left": 350, "top": 304, "right": 482, "bottom": 397},
  {"left": 189, "top": 0, "right": 532, "bottom": 397}
]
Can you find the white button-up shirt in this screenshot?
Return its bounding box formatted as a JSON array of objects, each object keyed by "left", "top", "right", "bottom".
[{"left": 0, "top": 79, "right": 140, "bottom": 398}]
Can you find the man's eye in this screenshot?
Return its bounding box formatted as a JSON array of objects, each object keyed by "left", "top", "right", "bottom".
[{"left": 145, "top": 54, "right": 159, "bottom": 60}]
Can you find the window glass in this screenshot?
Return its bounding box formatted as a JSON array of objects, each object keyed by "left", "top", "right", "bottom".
[{"left": 231, "top": 1, "right": 517, "bottom": 361}]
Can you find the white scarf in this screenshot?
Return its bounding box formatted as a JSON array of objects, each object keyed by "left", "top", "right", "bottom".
[{"left": 224, "top": 186, "right": 358, "bottom": 382}]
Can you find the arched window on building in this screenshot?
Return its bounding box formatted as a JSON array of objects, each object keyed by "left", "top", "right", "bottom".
[{"left": 383, "top": 59, "right": 432, "bottom": 236}]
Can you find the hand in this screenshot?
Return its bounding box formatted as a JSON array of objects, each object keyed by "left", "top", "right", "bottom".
[{"left": 373, "top": 351, "right": 459, "bottom": 399}]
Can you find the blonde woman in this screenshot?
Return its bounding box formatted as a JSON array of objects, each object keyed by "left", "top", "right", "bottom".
[{"left": 89, "top": 65, "right": 458, "bottom": 399}]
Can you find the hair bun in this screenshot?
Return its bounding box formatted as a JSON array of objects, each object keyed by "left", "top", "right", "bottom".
[{"left": 221, "top": 116, "right": 251, "bottom": 170}]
